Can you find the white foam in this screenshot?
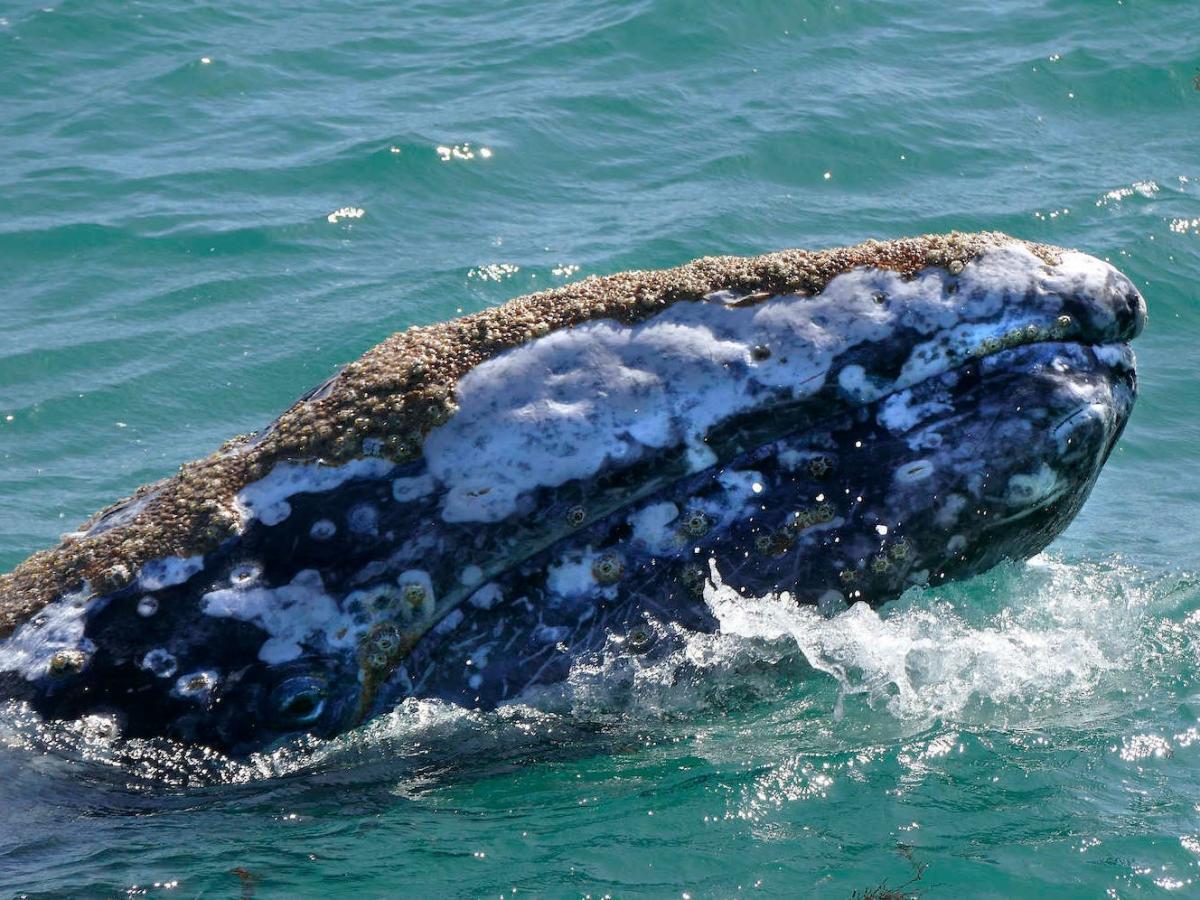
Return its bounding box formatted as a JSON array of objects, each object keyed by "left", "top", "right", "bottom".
[
  {"left": 700, "top": 555, "right": 1141, "bottom": 723},
  {"left": 236, "top": 458, "right": 393, "bottom": 527}
]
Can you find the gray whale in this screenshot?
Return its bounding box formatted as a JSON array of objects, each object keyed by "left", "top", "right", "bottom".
[{"left": 0, "top": 232, "right": 1146, "bottom": 755}]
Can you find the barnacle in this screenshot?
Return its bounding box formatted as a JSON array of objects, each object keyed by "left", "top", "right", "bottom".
[
  {"left": 565, "top": 505, "right": 587, "bottom": 527},
  {"left": 47, "top": 649, "right": 87, "bottom": 677},
  {"left": 401, "top": 581, "right": 429, "bottom": 609},
  {"left": 592, "top": 553, "right": 625, "bottom": 584},
  {"left": 679, "top": 509, "right": 712, "bottom": 538},
  {"left": 626, "top": 627, "right": 653, "bottom": 654},
  {"left": 808, "top": 456, "right": 833, "bottom": 478}
]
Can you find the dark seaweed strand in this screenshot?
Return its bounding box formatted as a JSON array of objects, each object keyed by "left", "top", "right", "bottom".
[{"left": 0, "top": 231, "right": 1062, "bottom": 636}]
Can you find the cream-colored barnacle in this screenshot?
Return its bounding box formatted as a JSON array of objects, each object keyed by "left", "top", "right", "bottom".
[
  {"left": 401, "top": 581, "right": 428, "bottom": 610},
  {"left": 48, "top": 648, "right": 88, "bottom": 678},
  {"left": 947, "top": 259, "right": 964, "bottom": 275},
  {"left": 426, "top": 397, "right": 458, "bottom": 426},
  {"left": 592, "top": 553, "right": 625, "bottom": 585}
]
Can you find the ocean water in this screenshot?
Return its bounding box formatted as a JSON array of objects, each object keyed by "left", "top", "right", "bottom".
[{"left": 1, "top": 0, "right": 1199, "bottom": 895}]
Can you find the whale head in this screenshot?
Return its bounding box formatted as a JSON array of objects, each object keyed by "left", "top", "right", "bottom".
[{"left": 0, "top": 233, "right": 1145, "bottom": 754}]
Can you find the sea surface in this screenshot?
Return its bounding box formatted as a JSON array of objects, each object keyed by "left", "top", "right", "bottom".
[{"left": 1, "top": 0, "right": 1199, "bottom": 896}]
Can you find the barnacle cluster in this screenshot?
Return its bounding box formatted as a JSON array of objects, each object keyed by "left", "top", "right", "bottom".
[
  {"left": 786, "top": 503, "right": 835, "bottom": 533},
  {"left": 968, "top": 314, "right": 1076, "bottom": 359}
]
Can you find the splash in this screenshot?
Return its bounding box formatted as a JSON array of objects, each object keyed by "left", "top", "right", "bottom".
[{"left": 701, "top": 553, "right": 1186, "bottom": 727}]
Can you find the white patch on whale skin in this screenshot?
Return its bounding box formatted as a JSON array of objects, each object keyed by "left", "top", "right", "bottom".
[
  {"left": 202, "top": 569, "right": 353, "bottom": 665},
  {"left": 894, "top": 459, "right": 936, "bottom": 484},
  {"left": 628, "top": 501, "right": 680, "bottom": 553},
  {"left": 140, "top": 648, "right": 178, "bottom": 679},
  {"left": 1093, "top": 343, "right": 1130, "bottom": 368},
  {"left": 685, "top": 439, "right": 718, "bottom": 472},
  {"left": 546, "top": 548, "right": 618, "bottom": 601},
  {"left": 236, "top": 458, "right": 394, "bottom": 527},
  {"left": 547, "top": 551, "right": 598, "bottom": 598},
  {"left": 1006, "top": 464, "right": 1062, "bottom": 509},
  {"left": 878, "top": 389, "right": 953, "bottom": 434},
  {"left": 0, "top": 587, "right": 98, "bottom": 679},
  {"left": 421, "top": 245, "right": 1126, "bottom": 524},
  {"left": 392, "top": 473, "right": 436, "bottom": 502},
  {"left": 468, "top": 583, "right": 503, "bottom": 610},
  {"left": 138, "top": 555, "right": 204, "bottom": 590},
  {"left": 935, "top": 494, "right": 968, "bottom": 527}
]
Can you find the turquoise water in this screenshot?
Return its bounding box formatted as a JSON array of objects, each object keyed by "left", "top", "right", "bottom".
[{"left": 2, "top": 0, "right": 1199, "bottom": 895}]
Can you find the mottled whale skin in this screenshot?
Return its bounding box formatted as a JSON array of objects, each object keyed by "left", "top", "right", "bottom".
[{"left": 0, "top": 233, "right": 1145, "bottom": 755}]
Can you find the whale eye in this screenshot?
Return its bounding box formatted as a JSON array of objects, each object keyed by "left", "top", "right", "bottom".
[{"left": 269, "top": 677, "right": 327, "bottom": 726}]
